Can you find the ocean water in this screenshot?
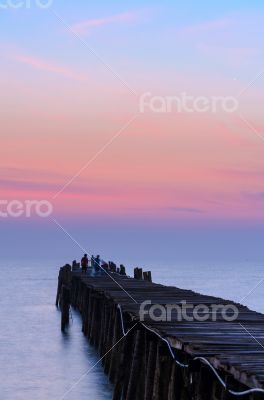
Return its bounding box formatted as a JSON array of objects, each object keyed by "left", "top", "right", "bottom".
[
  {"left": 149, "top": 261, "right": 264, "bottom": 314},
  {"left": 0, "top": 260, "right": 263, "bottom": 400},
  {"left": 0, "top": 261, "right": 113, "bottom": 400}
]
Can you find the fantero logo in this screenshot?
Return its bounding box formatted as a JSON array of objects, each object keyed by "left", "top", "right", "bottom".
[
  {"left": 0, "top": 200, "right": 53, "bottom": 218},
  {"left": 0, "top": 0, "right": 53, "bottom": 9},
  {"left": 139, "top": 92, "right": 238, "bottom": 114},
  {"left": 139, "top": 300, "right": 239, "bottom": 322}
]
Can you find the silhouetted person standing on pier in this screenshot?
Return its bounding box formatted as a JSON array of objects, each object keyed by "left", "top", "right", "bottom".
[
  {"left": 95, "top": 255, "right": 101, "bottom": 272},
  {"left": 81, "top": 254, "right": 88, "bottom": 273}
]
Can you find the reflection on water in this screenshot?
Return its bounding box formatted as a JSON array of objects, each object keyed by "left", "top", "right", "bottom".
[{"left": 0, "top": 262, "right": 113, "bottom": 400}]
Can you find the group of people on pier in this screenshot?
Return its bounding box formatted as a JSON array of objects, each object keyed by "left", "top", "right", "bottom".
[
  {"left": 81, "top": 254, "right": 101, "bottom": 272},
  {"left": 72, "top": 254, "right": 109, "bottom": 275}
]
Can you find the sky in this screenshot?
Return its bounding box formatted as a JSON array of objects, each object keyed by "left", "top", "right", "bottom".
[{"left": 0, "top": 1, "right": 264, "bottom": 263}]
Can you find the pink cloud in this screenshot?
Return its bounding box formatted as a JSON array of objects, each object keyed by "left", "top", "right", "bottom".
[
  {"left": 181, "top": 17, "right": 232, "bottom": 35},
  {"left": 197, "top": 43, "right": 262, "bottom": 58},
  {"left": 13, "top": 54, "right": 87, "bottom": 81},
  {"left": 70, "top": 11, "right": 138, "bottom": 35},
  {"left": 1, "top": 44, "right": 88, "bottom": 82}
]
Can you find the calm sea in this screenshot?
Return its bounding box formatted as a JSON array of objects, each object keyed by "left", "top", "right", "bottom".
[{"left": 0, "top": 260, "right": 263, "bottom": 399}]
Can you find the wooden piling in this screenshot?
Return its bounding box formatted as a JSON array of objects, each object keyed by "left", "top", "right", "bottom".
[
  {"left": 126, "top": 329, "right": 144, "bottom": 400},
  {"left": 120, "top": 265, "right": 126, "bottom": 275},
  {"left": 55, "top": 268, "right": 62, "bottom": 307},
  {"left": 144, "top": 340, "right": 157, "bottom": 400},
  {"left": 61, "top": 284, "right": 71, "bottom": 332},
  {"left": 134, "top": 267, "right": 143, "bottom": 279}
]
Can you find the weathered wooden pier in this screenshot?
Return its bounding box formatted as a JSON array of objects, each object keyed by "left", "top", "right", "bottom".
[{"left": 56, "top": 261, "right": 264, "bottom": 400}]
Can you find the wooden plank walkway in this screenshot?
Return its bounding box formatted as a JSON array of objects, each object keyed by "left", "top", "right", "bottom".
[{"left": 57, "top": 264, "right": 264, "bottom": 399}]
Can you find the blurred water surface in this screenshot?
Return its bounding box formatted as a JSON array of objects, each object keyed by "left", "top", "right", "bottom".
[{"left": 0, "top": 260, "right": 263, "bottom": 399}]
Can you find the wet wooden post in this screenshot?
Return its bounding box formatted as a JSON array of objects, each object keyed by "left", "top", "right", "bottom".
[
  {"left": 55, "top": 267, "right": 62, "bottom": 307},
  {"left": 58, "top": 264, "right": 72, "bottom": 331},
  {"left": 61, "top": 284, "right": 71, "bottom": 332},
  {"left": 99, "top": 302, "right": 111, "bottom": 357},
  {"left": 109, "top": 262, "right": 117, "bottom": 272},
  {"left": 197, "top": 365, "right": 213, "bottom": 400},
  {"left": 134, "top": 267, "right": 143, "bottom": 280},
  {"left": 168, "top": 363, "right": 184, "bottom": 400},
  {"left": 152, "top": 343, "right": 162, "bottom": 400},
  {"left": 104, "top": 306, "right": 116, "bottom": 375},
  {"left": 168, "top": 363, "right": 177, "bottom": 400},
  {"left": 118, "top": 322, "right": 137, "bottom": 400},
  {"left": 120, "top": 265, "right": 126, "bottom": 275},
  {"left": 98, "top": 300, "right": 107, "bottom": 355},
  {"left": 109, "top": 309, "right": 122, "bottom": 383},
  {"left": 143, "top": 271, "right": 152, "bottom": 282},
  {"left": 144, "top": 340, "right": 157, "bottom": 400},
  {"left": 126, "top": 330, "right": 144, "bottom": 400},
  {"left": 147, "top": 271, "right": 152, "bottom": 282},
  {"left": 157, "top": 346, "right": 173, "bottom": 400}
]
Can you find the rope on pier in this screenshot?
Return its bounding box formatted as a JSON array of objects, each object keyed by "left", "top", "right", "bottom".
[
  {"left": 141, "top": 322, "right": 188, "bottom": 368},
  {"left": 117, "top": 304, "right": 127, "bottom": 337},
  {"left": 117, "top": 304, "right": 264, "bottom": 397},
  {"left": 229, "top": 388, "right": 264, "bottom": 397}
]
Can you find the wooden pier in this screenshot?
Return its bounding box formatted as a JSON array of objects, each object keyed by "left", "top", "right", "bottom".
[{"left": 56, "top": 262, "right": 264, "bottom": 400}]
